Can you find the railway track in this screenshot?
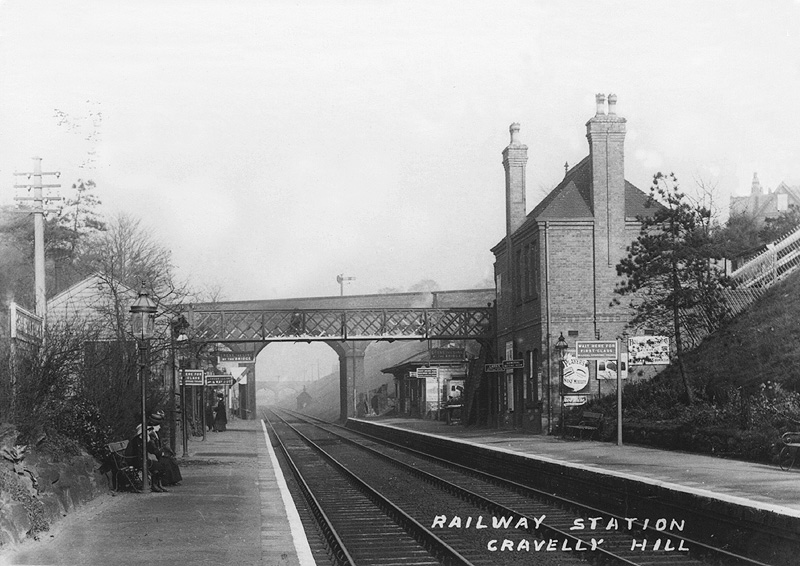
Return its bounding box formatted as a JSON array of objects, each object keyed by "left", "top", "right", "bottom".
[{"left": 265, "top": 408, "right": 779, "bottom": 566}]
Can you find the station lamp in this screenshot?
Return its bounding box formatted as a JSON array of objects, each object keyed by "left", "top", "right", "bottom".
[{"left": 130, "top": 284, "right": 158, "bottom": 492}]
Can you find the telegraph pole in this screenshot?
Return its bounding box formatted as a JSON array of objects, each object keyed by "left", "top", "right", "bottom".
[{"left": 14, "top": 158, "right": 62, "bottom": 320}]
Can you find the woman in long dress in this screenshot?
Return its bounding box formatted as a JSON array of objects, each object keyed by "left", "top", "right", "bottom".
[{"left": 213, "top": 394, "right": 227, "bottom": 432}]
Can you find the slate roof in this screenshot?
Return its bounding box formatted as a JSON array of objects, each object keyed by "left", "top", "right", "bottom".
[{"left": 527, "top": 155, "right": 654, "bottom": 222}]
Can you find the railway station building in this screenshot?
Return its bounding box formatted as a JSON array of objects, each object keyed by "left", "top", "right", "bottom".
[{"left": 489, "top": 94, "right": 658, "bottom": 434}]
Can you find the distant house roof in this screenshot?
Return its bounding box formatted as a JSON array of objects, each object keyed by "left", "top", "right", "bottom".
[{"left": 730, "top": 176, "right": 800, "bottom": 226}]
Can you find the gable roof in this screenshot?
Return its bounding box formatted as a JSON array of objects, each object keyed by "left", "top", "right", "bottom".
[
  {"left": 501, "top": 155, "right": 656, "bottom": 238},
  {"left": 47, "top": 273, "right": 137, "bottom": 334}
]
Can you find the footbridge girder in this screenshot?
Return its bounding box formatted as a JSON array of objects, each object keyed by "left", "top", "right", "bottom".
[
  {"left": 186, "top": 307, "right": 493, "bottom": 343},
  {"left": 184, "top": 302, "right": 494, "bottom": 422}
]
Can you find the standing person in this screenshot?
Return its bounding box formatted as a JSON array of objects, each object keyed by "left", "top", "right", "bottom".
[
  {"left": 214, "top": 393, "right": 227, "bottom": 432},
  {"left": 205, "top": 398, "right": 216, "bottom": 432},
  {"left": 371, "top": 394, "right": 380, "bottom": 416}
]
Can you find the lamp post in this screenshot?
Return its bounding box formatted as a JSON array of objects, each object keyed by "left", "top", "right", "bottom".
[
  {"left": 554, "top": 332, "right": 568, "bottom": 438},
  {"left": 170, "top": 315, "right": 189, "bottom": 455},
  {"left": 130, "top": 285, "right": 157, "bottom": 492}
]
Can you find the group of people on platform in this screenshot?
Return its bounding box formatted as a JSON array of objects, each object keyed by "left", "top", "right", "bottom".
[
  {"left": 125, "top": 409, "right": 183, "bottom": 493},
  {"left": 205, "top": 393, "right": 228, "bottom": 432}
]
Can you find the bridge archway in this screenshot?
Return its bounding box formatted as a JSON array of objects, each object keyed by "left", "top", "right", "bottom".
[
  {"left": 254, "top": 340, "right": 372, "bottom": 421},
  {"left": 184, "top": 292, "right": 493, "bottom": 421}
]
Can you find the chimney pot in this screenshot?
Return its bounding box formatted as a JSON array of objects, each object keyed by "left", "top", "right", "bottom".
[
  {"left": 607, "top": 93, "right": 618, "bottom": 115},
  {"left": 509, "top": 122, "right": 521, "bottom": 145},
  {"left": 595, "top": 93, "right": 606, "bottom": 116}
]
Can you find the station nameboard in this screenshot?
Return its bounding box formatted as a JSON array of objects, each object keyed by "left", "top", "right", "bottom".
[
  {"left": 218, "top": 352, "right": 255, "bottom": 362},
  {"left": 575, "top": 340, "right": 618, "bottom": 360},
  {"left": 182, "top": 369, "right": 205, "bottom": 385},
  {"left": 206, "top": 375, "right": 233, "bottom": 386}
]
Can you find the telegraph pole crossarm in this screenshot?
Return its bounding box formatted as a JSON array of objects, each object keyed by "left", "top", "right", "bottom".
[{"left": 11, "top": 158, "right": 62, "bottom": 319}]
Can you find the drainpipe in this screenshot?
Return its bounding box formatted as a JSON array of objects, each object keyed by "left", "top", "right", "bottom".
[{"left": 544, "top": 221, "right": 553, "bottom": 434}]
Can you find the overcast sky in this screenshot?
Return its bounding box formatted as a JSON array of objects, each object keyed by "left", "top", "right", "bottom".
[{"left": 2, "top": 0, "right": 800, "bottom": 306}]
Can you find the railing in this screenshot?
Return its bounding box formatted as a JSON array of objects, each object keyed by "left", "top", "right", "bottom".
[
  {"left": 678, "top": 224, "right": 800, "bottom": 351},
  {"left": 187, "top": 307, "right": 493, "bottom": 342},
  {"left": 730, "top": 224, "right": 800, "bottom": 288}
]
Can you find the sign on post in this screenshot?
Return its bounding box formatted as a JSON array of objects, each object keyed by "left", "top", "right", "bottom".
[
  {"left": 182, "top": 369, "right": 205, "bottom": 386},
  {"left": 206, "top": 375, "right": 233, "bottom": 386},
  {"left": 575, "top": 340, "right": 618, "bottom": 360},
  {"left": 484, "top": 363, "right": 504, "bottom": 373},
  {"left": 503, "top": 359, "right": 524, "bottom": 369}
]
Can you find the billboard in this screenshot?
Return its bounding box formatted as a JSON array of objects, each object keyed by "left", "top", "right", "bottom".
[{"left": 628, "top": 336, "right": 670, "bottom": 365}]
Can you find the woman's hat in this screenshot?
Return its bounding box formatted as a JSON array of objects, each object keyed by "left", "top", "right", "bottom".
[{"left": 148, "top": 410, "right": 165, "bottom": 425}]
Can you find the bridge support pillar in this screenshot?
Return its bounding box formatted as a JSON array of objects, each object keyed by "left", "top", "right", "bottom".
[{"left": 330, "top": 341, "right": 371, "bottom": 422}]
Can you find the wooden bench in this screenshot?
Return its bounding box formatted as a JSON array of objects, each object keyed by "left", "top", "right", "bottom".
[
  {"left": 99, "top": 440, "right": 143, "bottom": 492},
  {"left": 565, "top": 411, "right": 603, "bottom": 440}
]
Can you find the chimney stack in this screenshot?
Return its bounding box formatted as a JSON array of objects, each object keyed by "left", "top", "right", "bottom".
[
  {"left": 503, "top": 122, "right": 528, "bottom": 236},
  {"left": 595, "top": 93, "right": 606, "bottom": 116},
  {"left": 586, "top": 93, "right": 627, "bottom": 267},
  {"left": 751, "top": 172, "right": 763, "bottom": 196}
]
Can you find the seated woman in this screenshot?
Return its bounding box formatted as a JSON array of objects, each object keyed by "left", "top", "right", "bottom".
[
  {"left": 126, "top": 422, "right": 169, "bottom": 492},
  {"left": 148, "top": 410, "right": 183, "bottom": 486}
]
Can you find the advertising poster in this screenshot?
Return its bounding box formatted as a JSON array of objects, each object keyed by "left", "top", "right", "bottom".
[
  {"left": 628, "top": 336, "right": 671, "bottom": 365},
  {"left": 561, "top": 354, "right": 590, "bottom": 394}
]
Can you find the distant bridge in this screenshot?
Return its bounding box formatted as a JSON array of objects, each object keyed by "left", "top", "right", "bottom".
[{"left": 183, "top": 289, "right": 494, "bottom": 421}]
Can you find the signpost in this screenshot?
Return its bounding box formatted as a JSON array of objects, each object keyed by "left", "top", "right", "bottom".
[
  {"left": 575, "top": 339, "right": 625, "bottom": 446},
  {"left": 206, "top": 375, "right": 233, "bottom": 386},
  {"left": 182, "top": 369, "right": 205, "bottom": 386},
  {"left": 503, "top": 359, "right": 524, "bottom": 369},
  {"left": 575, "top": 340, "right": 618, "bottom": 360},
  {"left": 484, "top": 363, "right": 504, "bottom": 373}
]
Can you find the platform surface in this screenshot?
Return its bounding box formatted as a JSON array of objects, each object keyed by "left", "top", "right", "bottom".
[
  {"left": 356, "top": 417, "right": 800, "bottom": 518},
  {"left": 0, "top": 419, "right": 314, "bottom": 566}
]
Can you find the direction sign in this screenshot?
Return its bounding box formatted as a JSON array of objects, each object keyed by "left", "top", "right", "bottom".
[
  {"left": 182, "top": 369, "right": 204, "bottom": 385},
  {"left": 206, "top": 375, "right": 233, "bottom": 386},
  {"left": 484, "top": 363, "right": 504, "bottom": 373},
  {"left": 218, "top": 352, "right": 254, "bottom": 362},
  {"left": 503, "top": 359, "right": 524, "bottom": 369},
  {"left": 575, "top": 340, "right": 618, "bottom": 360}
]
